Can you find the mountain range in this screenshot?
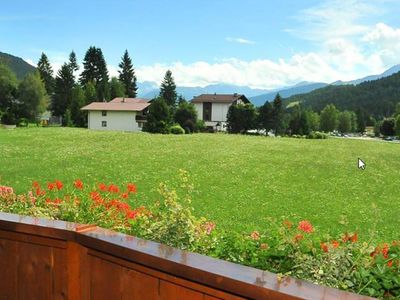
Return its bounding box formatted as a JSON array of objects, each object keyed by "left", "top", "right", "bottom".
[
  {"left": 1, "top": 50, "right": 399, "bottom": 111},
  {"left": 138, "top": 65, "right": 400, "bottom": 106}
]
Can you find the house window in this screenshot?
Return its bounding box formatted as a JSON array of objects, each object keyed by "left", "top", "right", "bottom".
[
  {"left": 102, "top": 121, "right": 107, "bottom": 127},
  {"left": 203, "top": 102, "right": 212, "bottom": 121},
  {"left": 102, "top": 111, "right": 107, "bottom": 116}
]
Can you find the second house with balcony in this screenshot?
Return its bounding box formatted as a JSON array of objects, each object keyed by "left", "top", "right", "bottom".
[{"left": 191, "top": 93, "right": 250, "bottom": 131}]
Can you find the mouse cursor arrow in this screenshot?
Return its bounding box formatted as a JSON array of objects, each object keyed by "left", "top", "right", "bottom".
[{"left": 358, "top": 158, "right": 366, "bottom": 170}]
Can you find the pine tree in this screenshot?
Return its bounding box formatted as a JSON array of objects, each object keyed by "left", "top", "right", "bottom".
[
  {"left": 37, "top": 53, "right": 55, "bottom": 95},
  {"left": 53, "top": 63, "right": 75, "bottom": 117},
  {"left": 68, "top": 51, "right": 79, "bottom": 73},
  {"left": 118, "top": 50, "right": 137, "bottom": 97},
  {"left": 159, "top": 70, "right": 177, "bottom": 107},
  {"left": 80, "top": 46, "right": 109, "bottom": 100},
  {"left": 271, "top": 93, "right": 285, "bottom": 135}
]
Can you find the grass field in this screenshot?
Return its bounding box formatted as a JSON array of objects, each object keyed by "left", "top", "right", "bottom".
[{"left": 0, "top": 127, "right": 399, "bottom": 241}]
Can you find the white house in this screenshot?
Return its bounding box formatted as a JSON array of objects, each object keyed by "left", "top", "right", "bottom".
[
  {"left": 191, "top": 93, "right": 250, "bottom": 131},
  {"left": 81, "top": 97, "right": 150, "bottom": 132}
]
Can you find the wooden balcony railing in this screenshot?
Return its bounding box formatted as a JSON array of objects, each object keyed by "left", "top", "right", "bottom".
[{"left": 0, "top": 212, "right": 375, "bottom": 299}]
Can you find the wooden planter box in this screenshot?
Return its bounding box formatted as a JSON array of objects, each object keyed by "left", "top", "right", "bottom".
[{"left": 0, "top": 212, "right": 374, "bottom": 299}]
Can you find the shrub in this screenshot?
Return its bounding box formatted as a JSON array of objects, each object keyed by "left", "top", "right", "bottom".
[
  {"left": 1, "top": 111, "right": 16, "bottom": 125},
  {"left": 18, "top": 118, "right": 29, "bottom": 127},
  {"left": 170, "top": 124, "right": 185, "bottom": 134},
  {"left": 380, "top": 118, "right": 396, "bottom": 137},
  {"left": 307, "top": 131, "right": 328, "bottom": 139}
]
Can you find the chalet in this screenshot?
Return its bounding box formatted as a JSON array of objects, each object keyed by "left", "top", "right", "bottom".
[
  {"left": 191, "top": 93, "right": 250, "bottom": 131},
  {"left": 81, "top": 97, "right": 150, "bottom": 132}
]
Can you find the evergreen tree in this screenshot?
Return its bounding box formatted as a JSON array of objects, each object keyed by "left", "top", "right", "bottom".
[
  {"left": 37, "top": 53, "right": 55, "bottom": 95},
  {"left": 53, "top": 63, "right": 75, "bottom": 117},
  {"left": 110, "top": 77, "right": 125, "bottom": 99},
  {"left": 159, "top": 70, "right": 177, "bottom": 107},
  {"left": 257, "top": 100, "right": 273, "bottom": 131},
  {"left": 68, "top": 51, "right": 79, "bottom": 73},
  {"left": 271, "top": 93, "right": 285, "bottom": 135},
  {"left": 356, "top": 108, "right": 366, "bottom": 133},
  {"left": 395, "top": 102, "right": 400, "bottom": 117},
  {"left": 80, "top": 46, "right": 109, "bottom": 101},
  {"left": 18, "top": 72, "right": 49, "bottom": 121},
  {"left": 118, "top": 50, "right": 137, "bottom": 97}
]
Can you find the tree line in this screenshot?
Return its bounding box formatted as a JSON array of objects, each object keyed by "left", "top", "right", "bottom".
[
  {"left": 226, "top": 94, "right": 400, "bottom": 137},
  {"left": 0, "top": 46, "right": 201, "bottom": 133}
]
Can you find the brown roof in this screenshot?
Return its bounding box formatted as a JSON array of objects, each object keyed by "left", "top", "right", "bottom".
[
  {"left": 81, "top": 101, "right": 150, "bottom": 112},
  {"left": 109, "top": 97, "right": 149, "bottom": 104},
  {"left": 191, "top": 94, "right": 250, "bottom": 104}
]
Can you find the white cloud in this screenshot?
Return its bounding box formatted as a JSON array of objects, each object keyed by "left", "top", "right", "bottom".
[
  {"left": 362, "top": 22, "right": 400, "bottom": 66},
  {"left": 288, "top": 0, "right": 379, "bottom": 41},
  {"left": 225, "top": 37, "right": 255, "bottom": 45},
  {"left": 135, "top": 54, "right": 346, "bottom": 89}
]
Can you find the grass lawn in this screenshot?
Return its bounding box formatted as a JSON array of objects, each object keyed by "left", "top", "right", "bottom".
[{"left": 0, "top": 127, "right": 399, "bottom": 241}]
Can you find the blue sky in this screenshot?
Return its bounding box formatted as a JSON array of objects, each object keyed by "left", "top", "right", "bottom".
[{"left": 1, "top": 0, "right": 400, "bottom": 89}]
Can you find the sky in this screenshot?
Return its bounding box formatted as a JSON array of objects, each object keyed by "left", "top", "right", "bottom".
[{"left": 1, "top": 0, "right": 400, "bottom": 89}]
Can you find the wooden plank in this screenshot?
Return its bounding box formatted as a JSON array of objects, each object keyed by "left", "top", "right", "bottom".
[
  {"left": 0, "top": 239, "right": 18, "bottom": 299},
  {"left": 0, "top": 229, "right": 67, "bottom": 249},
  {"left": 17, "top": 241, "right": 53, "bottom": 299},
  {"left": 67, "top": 242, "right": 90, "bottom": 300},
  {"left": 159, "top": 280, "right": 204, "bottom": 300},
  {"left": 89, "top": 249, "right": 245, "bottom": 300},
  {"left": 121, "top": 266, "right": 159, "bottom": 300},
  {"left": 89, "top": 254, "right": 160, "bottom": 300},
  {"left": 52, "top": 246, "right": 68, "bottom": 300}
]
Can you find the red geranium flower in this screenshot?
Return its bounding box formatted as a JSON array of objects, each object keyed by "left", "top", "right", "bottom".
[
  {"left": 47, "top": 182, "right": 56, "bottom": 190},
  {"left": 74, "top": 179, "right": 84, "bottom": 190},
  {"left": 350, "top": 232, "right": 358, "bottom": 243},
  {"left": 120, "top": 192, "right": 129, "bottom": 199},
  {"left": 250, "top": 231, "right": 260, "bottom": 240},
  {"left": 32, "top": 181, "right": 40, "bottom": 188},
  {"left": 298, "top": 220, "right": 313, "bottom": 233},
  {"left": 55, "top": 180, "right": 63, "bottom": 190},
  {"left": 127, "top": 183, "right": 137, "bottom": 193},
  {"left": 108, "top": 184, "right": 120, "bottom": 193},
  {"left": 331, "top": 240, "right": 340, "bottom": 248},
  {"left": 294, "top": 234, "right": 303, "bottom": 242},
  {"left": 321, "top": 243, "right": 329, "bottom": 253},
  {"left": 98, "top": 183, "right": 107, "bottom": 192}
]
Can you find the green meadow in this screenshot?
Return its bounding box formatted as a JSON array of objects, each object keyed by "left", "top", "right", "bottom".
[{"left": 0, "top": 127, "right": 399, "bottom": 241}]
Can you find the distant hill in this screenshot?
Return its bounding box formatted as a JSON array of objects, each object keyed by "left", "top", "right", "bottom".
[
  {"left": 249, "top": 82, "right": 328, "bottom": 106},
  {"left": 284, "top": 71, "right": 400, "bottom": 118},
  {"left": 332, "top": 64, "right": 400, "bottom": 86},
  {"left": 0, "top": 52, "right": 36, "bottom": 80}
]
